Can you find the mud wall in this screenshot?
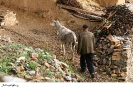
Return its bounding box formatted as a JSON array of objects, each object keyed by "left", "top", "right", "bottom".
[
  {"left": 0, "top": 0, "right": 57, "bottom": 12},
  {"left": 96, "top": 0, "right": 125, "bottom": 7},
  {"left": 0, "top": 0, "right": 125, "bottom": 13}
]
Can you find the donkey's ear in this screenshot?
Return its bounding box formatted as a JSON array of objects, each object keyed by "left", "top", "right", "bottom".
[
  {"left": 57, "top": 20, "right": 60, "bottom": 23},
  {"left": 52, "top": 19, "right": 56, "bottom": 23}
]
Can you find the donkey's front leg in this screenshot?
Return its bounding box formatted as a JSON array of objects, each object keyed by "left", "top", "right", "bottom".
[
  {"left": 57, "top": 30, "right": 59, "bottom": 35},
  {"left": 62, "top": 44, "right": 65, "bottom": 55}
]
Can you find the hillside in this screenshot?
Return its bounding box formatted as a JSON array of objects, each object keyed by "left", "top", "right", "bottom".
[{"left": 0, "top": 0, "right": 128, "bottom": 82}]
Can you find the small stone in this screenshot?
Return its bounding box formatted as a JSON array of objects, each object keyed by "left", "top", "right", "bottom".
[
  {"left": 34, "top": 75, "right": 44, "bottom": 80},
  {"left": 75, "top": 74, "right": 80, "bottom": 79},
  {"left": 118, "top": 77, "right": 126, "bottom": 81},
  {"left": 71, "top": 73, "right": 76, "bottom": 78},
  {"left": 114, "top": 61, "right": 127, "bottom": 67},
  {"left": 93, "top": 55, "right": 99, "bottom": 61},
  {"left": 52, "top": 55, "right": 56, "bottom": 59},
  {"left": 112, "top": 70, "right": 116, "bottom": 74},
  {"left": 31, "top": 53, "right": 39, "bottom": 59},
  {"left": 111, "top": 74, "right": 117, "bottom": 77},
  {"left": 66, "top": 72, "right": 71, "bottom": 77},
  {"left": 61, "top": 62, "right": 68, "bottom": 68},
  {"left": 16, "top": 66, "right": 25, "bottom": 72},
  {"left": 49, "top": 66, "right": 55, "bottom": 72},
  {"left": 71, "top": 78, "right": 77, "bottom": 82},
  {"left": 44, "top": 77, "right": 51, "bottom": 82},
  {"left": 8, "top": 63, "right": 15, "bottom": 67},
  {"left": 112, "top": 52, "right": 121, "bottom": 61},
  {"left": 16, "top": 57, "right": 25, "bottom": 62},
  {"left": 44, "top": 62, "right": 51, "bottom": 68},
  {"left": 120, "top": 72, "right": 127, "bottom": 77},
  {"left": 121, "top": 67, "right": 127, "bottom": 72},
  {"left": 24, "top": 75, "right": 32, "bottom": 81},
  {"left": 64, "top": 76, "right": 72, "bottom": 81},
  {"left": 102, "top": 72, "right": 107, "bottom": 75},
  {"left": 28, "top": 70, "right": 36, "bottom": 76}
]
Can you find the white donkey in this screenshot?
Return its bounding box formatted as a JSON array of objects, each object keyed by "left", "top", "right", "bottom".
[{"left": 52, "top": 20, "right": 77, "bottom": 62}]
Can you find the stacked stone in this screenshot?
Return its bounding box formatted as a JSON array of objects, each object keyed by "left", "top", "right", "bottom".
[{"left": 94, "top": 35, "right": 132, "bottom": 81}]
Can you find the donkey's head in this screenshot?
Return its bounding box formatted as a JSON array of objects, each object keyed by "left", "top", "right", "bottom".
[{"left": 52, "top": 20, "right": 61, "bottom": 29}]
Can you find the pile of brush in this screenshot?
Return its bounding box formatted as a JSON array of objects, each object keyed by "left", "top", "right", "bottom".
[{"left": 94, "top": 5, "right": 133, "bottom": 37}]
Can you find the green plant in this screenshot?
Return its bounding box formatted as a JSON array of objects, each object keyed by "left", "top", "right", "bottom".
[
  {"left": 27, "top": 62, "right": 36, "bottom": 70},
  {"left": 58, "top": 72, "right": 63, "bottom": 77},
  {"left": 0, "top": 62, "right": 12, "bottom": 73},
  {"left": 17, "top": 71, "right": 27, "bottom": 77},
  {"left": 46, "top": 69, "right": 53, "bottom": 78},
  {"left": 55, "top": 78, "right": 60, "bottom": 82},
  {"left": 68, "top": 64, "right": 75, "bottom": 73}
]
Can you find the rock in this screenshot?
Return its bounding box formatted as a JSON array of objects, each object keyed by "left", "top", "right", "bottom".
[
  {"left": 103, "top": 58, "right": 107, "bottom": 65},
  {"left": 114, "top": 49, "right": 122, "bottom": 52},
  {"left": 112, "top": 70, "right": 116, "bottom": 74},
  {"left": 111, "top": 74, "right": 117, "bottom": 77},
  {"left": 64, "top": 76, "right": 72, "bottom": 81},
  {"left": 49, "top": 66, "right": 55, "bottom": 72},
  {"left": 55, "top": 74, "right": 62, "bottom": 79},
  {"left": 106, "top": 68, "right": 111, "bottom": 75},
  {"left": 119, "top": 72, "right": 127, "bottom": 77},
  {"left": 115, "top": 68, "right": 121, "bottom": 74},
  {"left": 106, "top": 34, "right": 120, "bottom": 46},
  {"left": 0, "top": 10, "right": 18, "bottom": 27},
  {"left": 28, "top": 70, "right": 36, "bottom": 76},
  {"left": 75, "top": 74, "right": 80, "bottom": 80},
  {"left": 112, "top": 52, "right": 121, "bottom": 61},
  {"left": 47, "top": 59, "right": 53, "bottom": 64},
  {"left": 94, "top": 67, "right": 98, "bottom": 71},
  {"left": 107, "top": 48, "right": 114, "bottom": 54},
  {"left": 8, "top": 63, "right": 15, "bottom": 67},
  {"left": 93, "top": 55, "right": 99, "bottom": 61},
  {"left": 33, "top": 75, "right": 44, "bottom": 81},
  {"left": 24, "top": 75, "right": 32, "bottom": 81},
  {"left": 71, "top": 78, "right": 77, "bottom": 82},
  {"left": 110, "top": 45, "right": 115, "bottom": 49},
  {"left": 66, "top": 72, "right": 71, "bottom": 77},
  {"left": 71, "top": 73, "right": 76, "bottom": 78},
  {"left": 31, "top": 53, "right": 39, "bottom": 59},
  {"left": 102, "top": 72, "right": 107, "bottom": 75},
  {"left": 16, "top": 56, "right": 25, "bottom": 62},
  {"left": 114, "top": 61, "right": 127, "bottom": 67},
  {"left": 43, "top": 77, "right": 51, "bottom": 82},
  {"left": 58, "top": 67, "right": 65, "bottom": 74},
  {"left": 24, "top": 48, "right": 31, "bottom": 51},
  {"left": 60, "top": 62, "right": 68, "bottom": 68},
  {"left": 60, "top": 77, "right": 65, "bottom": 82},
  {"left": 44, "top": 62, "right": 51, "bottom": 68},
  {"left": 121, "top": 67, "right": 127, "bottom": 72},
  {"left": 103, "top": 44, "right": 108, "bottom": 50},
  {"left": 118, "top": 77, "right": 126, "bottom": 81},
  {"left": 52, "top": 55, "right": 57, "bottom": 59},
  {"left": 16, "top": 66, "right": 25, "bottom": 72}
]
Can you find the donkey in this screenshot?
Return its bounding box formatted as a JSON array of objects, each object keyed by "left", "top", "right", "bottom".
[{"left": 52, "top": 20, "right": 77, "bottom": 62}]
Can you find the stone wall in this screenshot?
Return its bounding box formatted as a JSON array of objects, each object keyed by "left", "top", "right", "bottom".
[{"left": 94, "top": 35, "right": 132, "bottom": 81}]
